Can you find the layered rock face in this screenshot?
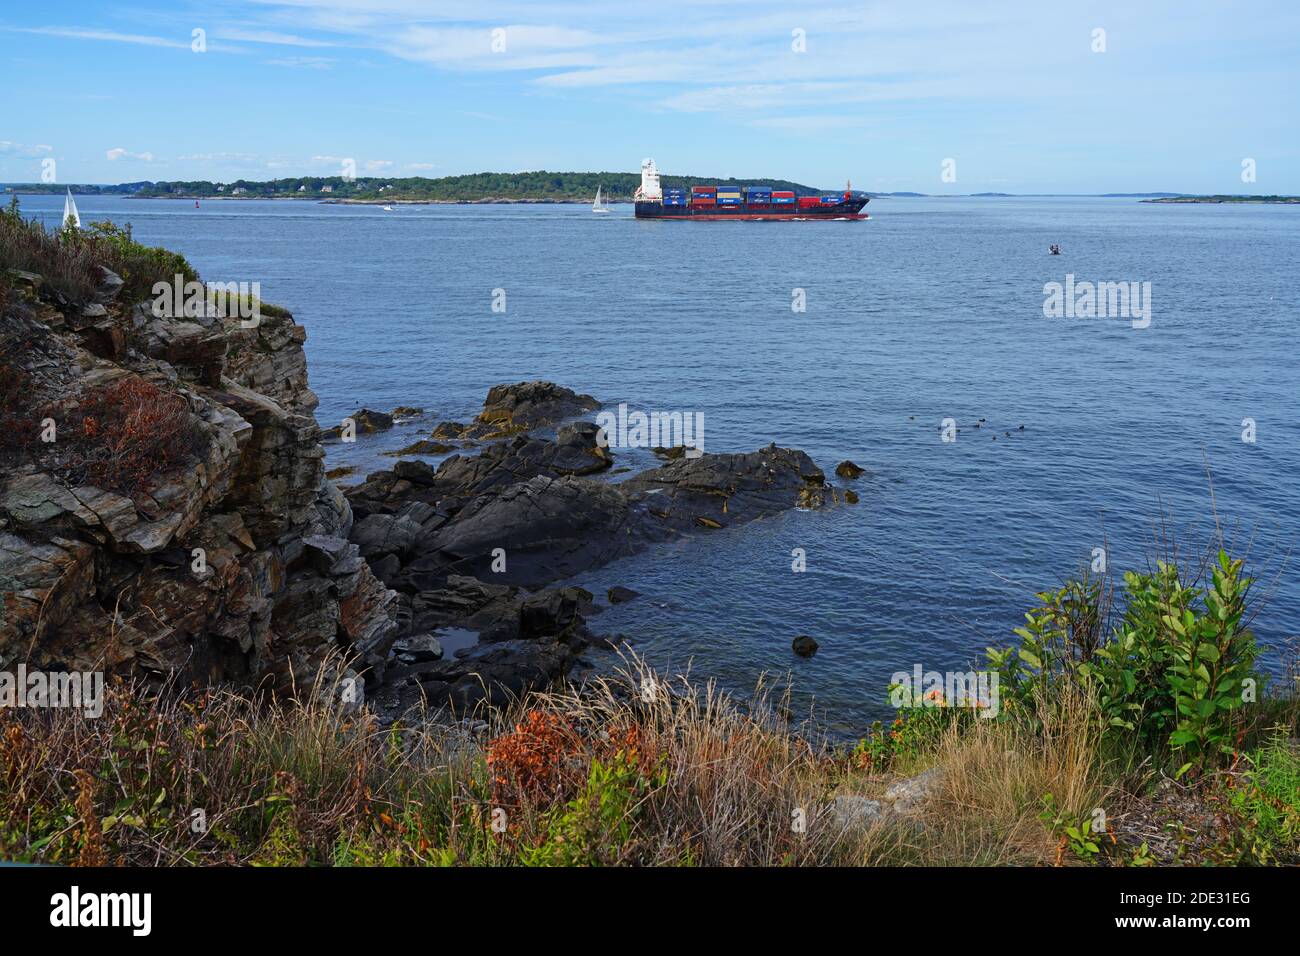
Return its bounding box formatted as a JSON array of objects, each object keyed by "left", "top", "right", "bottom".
[{"left": 0, "top": 268, "right": 396, "bottom": 695}]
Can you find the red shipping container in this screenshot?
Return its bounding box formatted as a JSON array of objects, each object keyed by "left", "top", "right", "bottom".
[
  {"left": 772, "top": 190, "right": 796, "bottom": 198},
  {"left": 796, "top": 196, "right": 821, "bottom": 208},
  {"left": 691, "top": 198, "right": 717, "bottom": 206}
]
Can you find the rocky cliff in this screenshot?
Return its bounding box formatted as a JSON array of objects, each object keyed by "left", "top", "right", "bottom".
[
  {"left": 0, "top": 266, "right": 397, "bottom": 697},
  {"left": 0, "top": 257, "right": 842, "bottom": 722}
]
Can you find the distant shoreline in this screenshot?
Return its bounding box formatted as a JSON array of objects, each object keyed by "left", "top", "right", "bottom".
[{"left": 1141, "top": 195, "right": 1299, "bottom": 204}]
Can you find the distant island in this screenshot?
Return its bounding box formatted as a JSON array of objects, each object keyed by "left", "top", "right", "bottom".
[
  {"left": 1142, "top": 195, "right": 1300, "bottom": 204},
  {"left": 3, "top": 172, "right": 820, "bottom": 204}
]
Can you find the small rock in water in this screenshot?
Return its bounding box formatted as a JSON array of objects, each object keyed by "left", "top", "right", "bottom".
[
  {"left": 844, "top": 489, "right": 859, "bottom": 504},
  {"left": 792, "top": 634, "right": 820, "bottom": 657},
  {"left": 607, "top": 585, "right": 641, "bottom": 604},
  {"left": 835, "top": 460, "right": 866, "bottom": 479}
]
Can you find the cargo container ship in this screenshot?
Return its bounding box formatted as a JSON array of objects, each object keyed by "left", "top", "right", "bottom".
[{"left": 632, "top": 158, "right": 869, "bottom": 221}]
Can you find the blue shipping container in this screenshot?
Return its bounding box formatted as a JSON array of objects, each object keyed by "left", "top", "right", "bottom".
[
  {"left": 717, "top": 197, "right": 741, "bottom": 204},
  {"left": 772, "top": 197, "right": 796, "bottom": 204}
]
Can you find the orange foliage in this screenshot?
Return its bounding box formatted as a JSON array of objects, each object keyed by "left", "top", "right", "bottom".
[
  {"left": 485, "top": 710, "right": 580, "bottom": 806},
  {"left": 69, "top": 377, "right": 203, "bottom": 495}
]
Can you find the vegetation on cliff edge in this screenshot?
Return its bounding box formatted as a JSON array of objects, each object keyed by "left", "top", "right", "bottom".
[{"left": 1, "top": 547, "right": 1294, "bottom": 867}]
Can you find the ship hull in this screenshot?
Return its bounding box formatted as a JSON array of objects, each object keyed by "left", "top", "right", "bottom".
[{"left": 634, "top": 199, "right": 869, "bottom": 220}]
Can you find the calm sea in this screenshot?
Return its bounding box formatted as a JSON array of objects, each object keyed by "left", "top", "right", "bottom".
[{"left": 20, "top": 194, "right": 1299, "bottom": 735}]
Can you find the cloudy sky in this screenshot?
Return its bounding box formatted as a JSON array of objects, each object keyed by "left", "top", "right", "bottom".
[{"left": 2, "top": 0, "right": 1297, "bottom": 192}]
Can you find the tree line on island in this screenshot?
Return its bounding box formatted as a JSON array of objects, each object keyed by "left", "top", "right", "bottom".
[{"left": 4, "top": 172, "right": 823, "bottom": 202}]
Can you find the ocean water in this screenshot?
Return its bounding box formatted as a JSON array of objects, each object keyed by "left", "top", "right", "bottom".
[{"left": 20, "top": 194, "right": 1299, "bottom": 736}]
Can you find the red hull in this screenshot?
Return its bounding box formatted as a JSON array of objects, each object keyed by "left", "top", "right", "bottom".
[{"left": 638, "top": 212, "right": 870, "bottom": 221}]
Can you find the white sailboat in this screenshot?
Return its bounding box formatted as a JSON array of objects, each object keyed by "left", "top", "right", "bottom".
[
  {"left": 62, "top": 188, "right": 81, "bottom": 228},
  {"left": 592, "top": 185, "right": 610, "bottom": 214}
]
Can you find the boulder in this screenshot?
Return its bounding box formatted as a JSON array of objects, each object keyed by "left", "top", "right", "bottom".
[
  {"left": 607, "top": 585, "right": 641, "bottom": 604},
  {"left": 792, "top": 634, "right": 819, "bottom": 657},
  {"left": 463, "top": 380, "right": 600, "bottom": 439}
]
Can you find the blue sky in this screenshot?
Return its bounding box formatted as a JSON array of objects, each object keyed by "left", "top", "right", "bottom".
[{"left": 2, "top": 0, "right": 1297, "bottom": 192}]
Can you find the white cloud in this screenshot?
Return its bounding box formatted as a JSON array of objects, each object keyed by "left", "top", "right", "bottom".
[
  {"left": 213, "top": 27, "right": 337, "bottom": 47},
  {"left": 9, "top": 26, "right": 188, "bottom": 49},
  {"left": 106, "top": 147, "right": 155, "bottom": 162},
  {"left": 266, "top": 55, "right": 334, "bottom": 68},
  {"left": 363, "top": 159, "right": 393, "bottom": 172},
  {"left": 0, "top": 141, "right": 55, "bottom": 156}
]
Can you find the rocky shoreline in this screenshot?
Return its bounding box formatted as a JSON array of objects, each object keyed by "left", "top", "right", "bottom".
[
  {"left": 338, "top": 380, "right": 845, "bottom": 719},
  {"left": 1, "top": 267, "right": 850, "bottom": 723}
]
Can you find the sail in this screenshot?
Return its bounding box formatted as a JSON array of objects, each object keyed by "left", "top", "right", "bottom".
[
  {"left": 593, "top": 186, "right": 602, "bottom": 210},
  {"left": 63, "top": 189, "right": 81, "bottom": 228}
]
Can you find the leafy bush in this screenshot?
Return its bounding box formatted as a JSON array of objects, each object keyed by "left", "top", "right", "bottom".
[
  {"left": 521, "top": 751, "right": 664, "bottom": 866},
  {"left": 76, "top": 219, "right": 197, "bottom": 304},
  {"left": 988, "top": 551, "right": 1260, "bottom": 775}
]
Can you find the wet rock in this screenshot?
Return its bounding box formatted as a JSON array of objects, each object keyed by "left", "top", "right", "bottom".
[
  {"left": 607, "top": 585, "right": 641, "bottom": 604},
  {"left": 391, "top": 632, "right": 444, "bottom": 664},
  {"left": 345, "top": 408, "right": 393, "bottom": 433},
  {"left": 835, "top": 460, "right": 867, "bottom": 479},
  {"left": 404, "top": 475, "right": 637, "bottom": 589},
  {"left": 792, "top": 634, "right": 819, "bottom": 657},
  {"left": 463, "top": 380, "right": 600, "bottom": 439},
  {"left": 431, "top": 420, "right": 467, "bottom": 440},
  {"left": 382, "top": 439, "right": 455, "bottom": 457},
  {"left": 621, "top": 444, "right": 829, "bottom": 533},
  {"left": 845, "top": 489, "right": 859, "bottom": 504}
]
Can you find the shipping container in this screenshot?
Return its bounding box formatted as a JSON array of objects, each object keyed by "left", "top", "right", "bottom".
[
  {"left": 690, "top": 198, "right": 716, "bottom": 206},
  {"left": 796, "top": 196, "right": 822, "bottom": 208},
  {"left": 717, "top": 197, "right": 742, "bottom": 205},
  {"left": 771, "top": 190, "right": 795, "bottom": 198},
  {"left": 771, "top": 196, "right": 796, "bottom": 204},
  {"left": 691, "top": 185, "right": 717, "bottom": 193},
  {"left": 819, "top": 195, "right": 841, "bottom": 204}
]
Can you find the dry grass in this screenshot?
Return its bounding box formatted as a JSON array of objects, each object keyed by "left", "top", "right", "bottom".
[
  {"left": 1, "top": 201, "right": 197, "bottom": 305},
  {"left": 0, "top": 651, "right": 1134, "bottom": 867}
]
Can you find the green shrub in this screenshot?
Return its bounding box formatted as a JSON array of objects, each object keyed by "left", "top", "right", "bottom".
[
  {"left": 521, "top": 751, "right": 663, "bottom": 866},
  {"left": 989, "top": 550, "right": 1260, "bottom": 775}
]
